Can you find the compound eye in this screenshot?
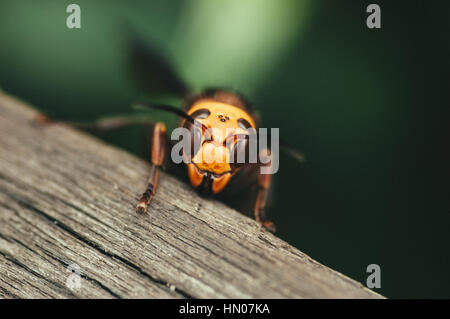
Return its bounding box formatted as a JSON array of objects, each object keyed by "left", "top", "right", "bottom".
[
  {"left": 190, "top": 108, "right": 211, "bottom": 119},
  {"left": 231, "top": 138, "right": 249, "bottom": 167},
  {"left": 183, "top": 121, "right": 203, "bottom": 158},
  {"left": 237, "top": 118, "right": 252, "bottom": 130}
]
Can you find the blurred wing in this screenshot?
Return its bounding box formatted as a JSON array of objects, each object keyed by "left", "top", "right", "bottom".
[
  {"left": 262, "top": 129, "right": 307, "bottom": 163},
  {"left": 280, "top": 140, "right": 307, "bottom": 163},
  {"left": 125, "top": 27, "right": 189, "bottom": 97}
]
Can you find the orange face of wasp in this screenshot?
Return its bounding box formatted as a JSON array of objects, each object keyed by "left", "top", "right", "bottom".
[{"left": 182, "top": 98, "right": 257, "bottom": 195}]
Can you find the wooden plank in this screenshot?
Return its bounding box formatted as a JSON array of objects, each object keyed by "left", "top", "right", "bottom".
[{"left": 0, "top": 92, "right": 383, "bottom": 299}]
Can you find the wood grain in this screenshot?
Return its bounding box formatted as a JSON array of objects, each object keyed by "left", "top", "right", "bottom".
[{"left": 0, "top": 92, "right": 383, "bottom": 299}]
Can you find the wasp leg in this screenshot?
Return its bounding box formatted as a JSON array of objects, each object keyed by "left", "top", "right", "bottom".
[
  {"left": 33, "top": 113, "right": 154, "bottom": 131},
  {"left": 254, "top": 148, "right": 276, "bottom": 232},
  {"left": 136, "top": 122, "right": 167, "bottom": 215}
]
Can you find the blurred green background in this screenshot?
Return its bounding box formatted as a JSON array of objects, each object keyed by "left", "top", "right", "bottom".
[{"left": 1, "top": 0, "right": 449, "bottom": 298}]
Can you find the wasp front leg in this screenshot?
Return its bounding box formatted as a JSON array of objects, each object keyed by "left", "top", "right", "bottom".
[
  {"left": 254, "top": 148, "right": 276, "bottom": 232},
  {"left": 136, "top": 122, "right": 167, "bottom": 215}
]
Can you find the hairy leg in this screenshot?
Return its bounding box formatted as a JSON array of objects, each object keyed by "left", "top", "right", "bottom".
[
  {"left": 254, "top": 148, "right": 276, "bottom": 232},
  {"left": 136, "top": 122, "right": 167, "bottom": 214}
]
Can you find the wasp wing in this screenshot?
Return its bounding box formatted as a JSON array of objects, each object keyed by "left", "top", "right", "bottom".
[
  {"left": 125, "top": 26, "right": 189, "bottom": 97},
  {"left": 280, "top": 140, "right": 307, "bottom": 163}
]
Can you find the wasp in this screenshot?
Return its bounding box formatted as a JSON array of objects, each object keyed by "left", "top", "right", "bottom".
[
  {"left": 36, "top": 32, "right": 304, "bottom": 232},
  {"left": 134, "top": 88, "right": 278, "bottom": 231}
]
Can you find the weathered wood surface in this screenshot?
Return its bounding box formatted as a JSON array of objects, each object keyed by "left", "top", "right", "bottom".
[{"left": 0, "top": 92, "right": 383, "bottom": 299}]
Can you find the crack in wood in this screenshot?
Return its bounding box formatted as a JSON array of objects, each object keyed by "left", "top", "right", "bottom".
[
  {"left": 12, "top": 196, "right": 194, "bottom": 299},
  {"left": 0, "top": 249, "right": 78, "bottom": 298}
]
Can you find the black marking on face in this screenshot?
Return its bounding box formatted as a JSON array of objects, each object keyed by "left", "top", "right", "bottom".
[
  {"left": 191, "top": 108, "right": 211, "bottom": 119},
  {"left": 230, "top": 137, "right": 249, "bottom": 169},
  {"left": 237, "top": 118, "right": 252, "bottom": 130}
]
